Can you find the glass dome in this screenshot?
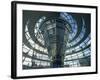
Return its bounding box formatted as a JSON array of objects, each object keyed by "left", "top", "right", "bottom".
[{"left": 22, "top": 11, "right": 91, "bottom": 69}]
